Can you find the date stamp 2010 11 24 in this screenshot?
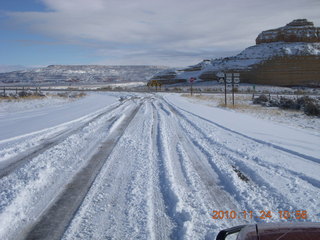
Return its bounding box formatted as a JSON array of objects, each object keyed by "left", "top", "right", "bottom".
[{"left": 212, "top": 210, "right": 308, "bottom": 220}]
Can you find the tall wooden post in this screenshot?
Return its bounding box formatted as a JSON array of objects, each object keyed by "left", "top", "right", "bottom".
[
  {"left": 232, "top": 73, "right": 235, "bottom": 106},
  {"left": 224, "top": 74, "right": 227, "bottom": 106}
]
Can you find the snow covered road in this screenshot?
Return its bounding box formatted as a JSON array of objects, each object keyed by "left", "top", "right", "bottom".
[{"left": 0, "top": 92, "right": 319, "bottom": 240}]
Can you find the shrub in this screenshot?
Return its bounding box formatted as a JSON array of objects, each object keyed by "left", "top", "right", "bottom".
[
  {"left": 297, "top": 96, "right": 313, "bottom": 107},
  {"left": 304, "top": 102, "right": 320, "bottom": 116},
  {"left": 0, "top": 92, "right": 8, "bottom": 98},
  {"left": 253, "top": 94, "right": 268, "bottom": 104},
  {"left": 279, "top": 97, "right": 299, "bottom": 110},
  {"left": 268, "top": 98, "right": 280, "bottom": 107},
  {"left": 18, "top": 91, "right": 32, "bottom": 97},
  {"left": 252, "top": 94, "right": 320, "bottom": 116}
]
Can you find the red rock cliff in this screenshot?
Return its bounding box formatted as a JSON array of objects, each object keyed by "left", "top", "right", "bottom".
[{"left": 256, "top": 19, "right": 320, "bottom": 44}]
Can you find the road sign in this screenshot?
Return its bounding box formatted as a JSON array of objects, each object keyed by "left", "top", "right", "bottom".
[
  {"left": 234, "top": 78, "right": 240, "bottom": 83},
  {"left": 189, "top": 77, "right": 196, "bottom": 83},
  {"left": 219, "top": 72, "right": 241, "bottom": 106},
  {"left": 216, "top": 72, "right": 225, "bottom": 78}
]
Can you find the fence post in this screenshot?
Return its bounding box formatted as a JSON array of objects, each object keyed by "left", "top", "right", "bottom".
[{"left": 224, "top": 74, "right": 227, "bottom": 106}]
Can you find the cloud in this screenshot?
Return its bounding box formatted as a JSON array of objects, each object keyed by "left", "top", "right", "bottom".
[{"left": 4, "top": 0, "right": 320, "bottom": 66}]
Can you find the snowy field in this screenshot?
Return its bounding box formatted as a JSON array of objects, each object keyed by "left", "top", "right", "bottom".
[
  {"left": 180, "top": 93, "right": 320, "bottom": 133},
  {"left": 0, "top": 92, "right": 319, "bottom": 240}
]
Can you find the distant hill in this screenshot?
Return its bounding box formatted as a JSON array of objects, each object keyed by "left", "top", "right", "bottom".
[
  {"left": 0, "top": 65, "right": 168, "bottom": 86},
  {"left": 151, "top": 19, "right": 320, "bottom": 87},
  {"left": 0, "top": 65, "right": 30, "bottom": 73}
]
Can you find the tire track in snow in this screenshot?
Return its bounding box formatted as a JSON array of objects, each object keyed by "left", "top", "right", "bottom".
[
  {"left": 161, "top": 98, "right": 320, "bottom": 222},
  {"left": 21, "top": 100, "right": 142, "bottom": 240},
  {"left": 155, "top": 100, "right": 244, "bottom": 239},
  {"left": 2, "top": 93, "right": 317, "bottom": 240},
  {"left": 62, "top": 98, "right": 172, "bottom": 240},
  {"left": 151, "top": 100, "right": 237, "bottom": 239},
  {"left": 164, "top": 100, "right": 297, "bottom": 213},
  {"left": 0, "top": 102, "right": 135, "bottom": 240},
  {"left": 149, "top": 102, "right": 174, "bottom": 240},
  {"left": 154, "top": 103, "right": 191, "bottom": 239},
  {"left": 176, "top": 104, "right": 320, "bottom": 201},
  {"left": 158, "top": 100, "right": 263, "bottom": 213},
  {"left": 163, "top": 98, "right": 320, "bottom": 164},
  {"left": 0, "top": 98, "right": 132, "bottom": 179}
]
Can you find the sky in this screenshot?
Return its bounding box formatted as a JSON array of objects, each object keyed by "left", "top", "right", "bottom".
[{"left": 0, "top": 0, "right": 319, "bottom": 71}]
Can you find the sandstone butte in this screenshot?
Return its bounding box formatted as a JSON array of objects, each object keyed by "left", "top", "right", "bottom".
[
  {"left": 246, "top": 19, "right": 320, "bottom": 87},
  {"left": 150, "top": 19, "right": 320, "bottom": 87},
  {"left": 256, "top": 19, "right": 320, "bottom": 44}
]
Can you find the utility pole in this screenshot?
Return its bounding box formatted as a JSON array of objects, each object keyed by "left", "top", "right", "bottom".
[
  {"left": 224, "top": 75, "right": 227, "bottom": 106},
  {"left": 189, "top": 77, "right": 195, "bottom": 96},
  {"left": 222, "top": 72, "right": 240, "bottom": 107},
  {"left": 225, "top": 73, "right": 233, "bottom": 106},
  {"left": 232, "top": 73, "right": 240, "bottom": 106},
  {"left": 191, "top": 81, "right": 193, "bottom": 96},
  {"left": 232, "top": 79, "right": 235, "bottom": 106}
]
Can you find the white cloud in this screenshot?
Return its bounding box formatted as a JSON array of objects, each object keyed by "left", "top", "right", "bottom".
[{"left": 5, "top": 0, "right": 320, "bottom": 66}]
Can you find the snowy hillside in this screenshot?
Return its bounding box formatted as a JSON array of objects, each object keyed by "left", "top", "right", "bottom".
[
  {"left": 0, "top": 65, "right": 168, "bottom": 86},
  {"left": 175, "top": 42, "right": 320, "bottom": 81},
  {"left": 151, "top": 19, "right": 320, "bottom": 86},
  {"left": 209, "top": 42, "right": 320, "bottom": 70}
]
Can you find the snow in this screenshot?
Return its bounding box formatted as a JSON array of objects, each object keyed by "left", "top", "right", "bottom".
[
  {"left": 173, "top": 42, "right": 320, "bottom": 80},
  {"left": 164, "top": 93, "right": 320, "bottom": 160},
  {"left": 0, "top": 92, "right": 118, "bottom": 141},
  {"left": 0, "top": 65, "right": 168, "bottom": 86},
  {"left": 0, "top": 92, "right": 319, "bottom": 240},
  {"left": 0, "top": 95, "right": 70, "bottom": 114},
  {"left": 207, "top": 42, "right": 320, "bottom": 71}
]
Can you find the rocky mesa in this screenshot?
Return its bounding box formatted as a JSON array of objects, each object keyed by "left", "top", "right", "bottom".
[
  {"left": 151, "top": 19, "right": 320, "bottom": 87},
  {"left": 256, "top": 19, "right": 320, "bottom": 44}
]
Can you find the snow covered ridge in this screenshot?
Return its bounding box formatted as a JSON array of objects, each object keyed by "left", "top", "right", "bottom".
[
  {"left": 0, "top": 65, "right": 169, "bottom": 86},
  {"left": 151, "top": 19, "right": 320, "bottom": 86},
  {"left": 202, "top": 42, "right": 320, "bottom": 74},
  {"left": 233, "top": 42, "right": 320, "bottom": 61},
  {"left": 153, "top": 42, "right": 320, "bottom": 83},
  {"left": 206, "top": 42, "right": 320, "bottom": 71}
]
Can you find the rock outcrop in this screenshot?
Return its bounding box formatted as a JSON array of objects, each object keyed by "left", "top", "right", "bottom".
[
  {"left": 150, "top": 19, "right": 320, "bottom": 87},
  {"left": 256, "top": 19, "right": 320, "bottom": 44}
]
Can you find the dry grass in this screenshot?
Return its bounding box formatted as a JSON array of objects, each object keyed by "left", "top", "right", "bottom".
[
  {"left": 0, "top": 95, "right": 45, "bottom": 102},
  {"left": 49, "top": 92, "right": 87, "bottom": 99},
  {"left": 181, "top": 93, "right": 216, "bottom": 101},
  {"left": 182, "top": 93, "right": 303, "bottom": 116},
  {"left": 0, "top": 91, "right": 87, "bottom": 102},
  {"left": 181, "top": 92, "right": 319, "bottom": 131},
  {"left": 217, "top": 98, "right": 261, "bottom": 111},
  {"left": 183, "top": 93, "right": 255, "bottom": 109},
  {"left": 76, "top": 92, "right": 87, "bottom": 98}
]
